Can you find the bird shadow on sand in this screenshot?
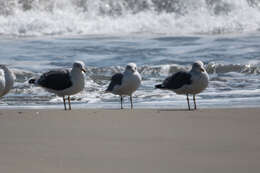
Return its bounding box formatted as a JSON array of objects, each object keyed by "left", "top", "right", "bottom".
[
  {"left": 102, "top": 108, "right": 135, "bottom": 111},
  {"left": 156, "top": 109, "right": 196, "bottom": 112}
]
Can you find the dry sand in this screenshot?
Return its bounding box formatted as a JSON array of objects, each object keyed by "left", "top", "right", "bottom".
[{"left": 0, "top": 108, "right": 260, "bottom": 173}]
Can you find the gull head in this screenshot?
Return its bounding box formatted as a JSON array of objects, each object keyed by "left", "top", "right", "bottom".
[
  {"left": 125, "top": 63, "right": 137, "bottom": 73},
  {"left": 192, "top": 61, "right": 206, "bottom": 73},
  {"left": 73, "top": 61, "right": 87, "bottom": 73}
]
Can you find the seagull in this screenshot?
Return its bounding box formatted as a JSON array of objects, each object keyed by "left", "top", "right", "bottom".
[
  {"left": 29, "top": 61, "right": 86, "bottom": 110},
  {"left": 0, "top": 64, "right": 15, "bottom": 98},
  {"left": 155, "top": 61, "right": 209, "bottom": 110},
  {"left": 105, "top": 63, "right": 142, "bottom": 109}
]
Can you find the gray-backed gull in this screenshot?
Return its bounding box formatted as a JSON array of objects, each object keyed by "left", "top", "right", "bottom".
[
  {"left": 106, "top": 63, "right": 141, "bottom": 109},
  {"left": 155, "top": 61, "right": 209, "bottom": 110},
  {"left": 29, "top": 61, "right": 86, "bottom": 110}
]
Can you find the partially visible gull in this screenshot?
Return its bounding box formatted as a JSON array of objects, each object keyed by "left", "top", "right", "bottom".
[
  {"left": 106, "top": 63, "right": 142, "bottom": 109},
  {"left": 29, "top": 61, "right": 86, "bottom": 110},
  {"left": 0, "top": 64, "right": 15, "bottom": 98},
  {"left": 155, "top": 61, "right": 209, "bottom": 110}
]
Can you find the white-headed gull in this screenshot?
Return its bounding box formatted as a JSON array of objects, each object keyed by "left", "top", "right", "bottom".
[
  {"left": 155, "top": 61, "right": 209, "bottom": 110},
  {"left": 106, "top": 63, "right": 142, "bottom": 109},
  {"left": 29, "top": 61, "right": 86, "bottom": 110}
]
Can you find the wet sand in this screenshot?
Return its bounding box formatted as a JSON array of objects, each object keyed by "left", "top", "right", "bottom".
[{"left": 0, "top": 108, "right": 260, "bottom": 173}]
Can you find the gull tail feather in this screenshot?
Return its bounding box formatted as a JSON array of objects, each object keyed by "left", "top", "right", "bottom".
[{"left": 29, "top": 78, "right": 36, "bottom": 84}]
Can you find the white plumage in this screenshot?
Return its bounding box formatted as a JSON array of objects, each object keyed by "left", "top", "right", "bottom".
[
  {"left": 155, "top": 61, "right": 209, "bottom": 110},
  {"left": 0, "top": 65, "right": 15, "bottom": 98},
  {"left": 106, "top": 63, "right": 142, "bottom": 109}
]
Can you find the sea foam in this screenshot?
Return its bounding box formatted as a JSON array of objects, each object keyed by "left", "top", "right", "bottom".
[{"left": 0, "top": 0, "right": 260, "bottom": 36}]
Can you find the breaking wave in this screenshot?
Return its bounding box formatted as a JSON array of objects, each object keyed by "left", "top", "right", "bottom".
[
  {"left": 0, "top": 0, "right": 260, "bottom": 36},
  {"left": 12, "top": 62, "right": 260, "bottom": 84}
]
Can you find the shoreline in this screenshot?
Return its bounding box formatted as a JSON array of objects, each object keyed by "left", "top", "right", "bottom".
[{"left": 1, "top": 103, "right": 260, "bottom": 110}]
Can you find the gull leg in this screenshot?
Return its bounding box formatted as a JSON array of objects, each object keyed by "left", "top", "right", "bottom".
[
  {"left": 63, "top": 96, "right": 67, "bottom": 110},
  {"left": 68, "top": 96, "right": 71, "bottom": 110},
  {"left": 193, "top": 94, "right": 197, "bottom": 110},
  {"left": 130, "top": 95, "right": 133, "bottom": 109},
  {"left": 186, "top": 94, "right": 190, "bottom": 111},
  {"left": 120, "top": 96, "right": 123, "bottom": 109}
]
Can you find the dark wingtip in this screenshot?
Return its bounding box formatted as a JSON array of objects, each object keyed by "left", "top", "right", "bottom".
[
  {"left": 155, "top": 84, "right": 165, "bottom": 89},
  {"left": 29, "top": 79, "right": 36, "bottom": 84}
]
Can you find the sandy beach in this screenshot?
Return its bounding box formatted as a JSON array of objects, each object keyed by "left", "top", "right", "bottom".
[{"left": 0, "top": 108, "right": 260, "bottom": 173}]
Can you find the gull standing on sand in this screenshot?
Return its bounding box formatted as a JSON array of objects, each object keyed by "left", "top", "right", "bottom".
[
  {"left": 155, "top": 61, "right": 209, "bottom": 110},
  {"left": 106, "top": 63, "right": 142, "bottom": 109},
  {"left": 29, "top": 61, "right": 86, "bottom": 110},
  {"left": 0, "top": 64, "right": 15, "bottom": 98}
]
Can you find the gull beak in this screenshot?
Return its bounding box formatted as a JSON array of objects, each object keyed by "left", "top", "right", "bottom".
[
  {"left": 82, "top": 68, "right": 87, "bottom": 73},
  {"left": 200, "top": 68, "right": 205, "bottom": 72}
]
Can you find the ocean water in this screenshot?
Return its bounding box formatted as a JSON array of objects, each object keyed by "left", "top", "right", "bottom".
[{"left": 0, "top": 0, "right": 260, "bottom": 109}]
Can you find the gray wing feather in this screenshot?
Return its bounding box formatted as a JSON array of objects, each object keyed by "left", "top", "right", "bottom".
[
  {"left": 106, "top": 73, "right": 123, "bottom": 92},
  {"left": 163, "top": 71, "right": 192, "bottom": 89},
  {"left": 37, "top": 69, "right": 72, "bottom": 90}
]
